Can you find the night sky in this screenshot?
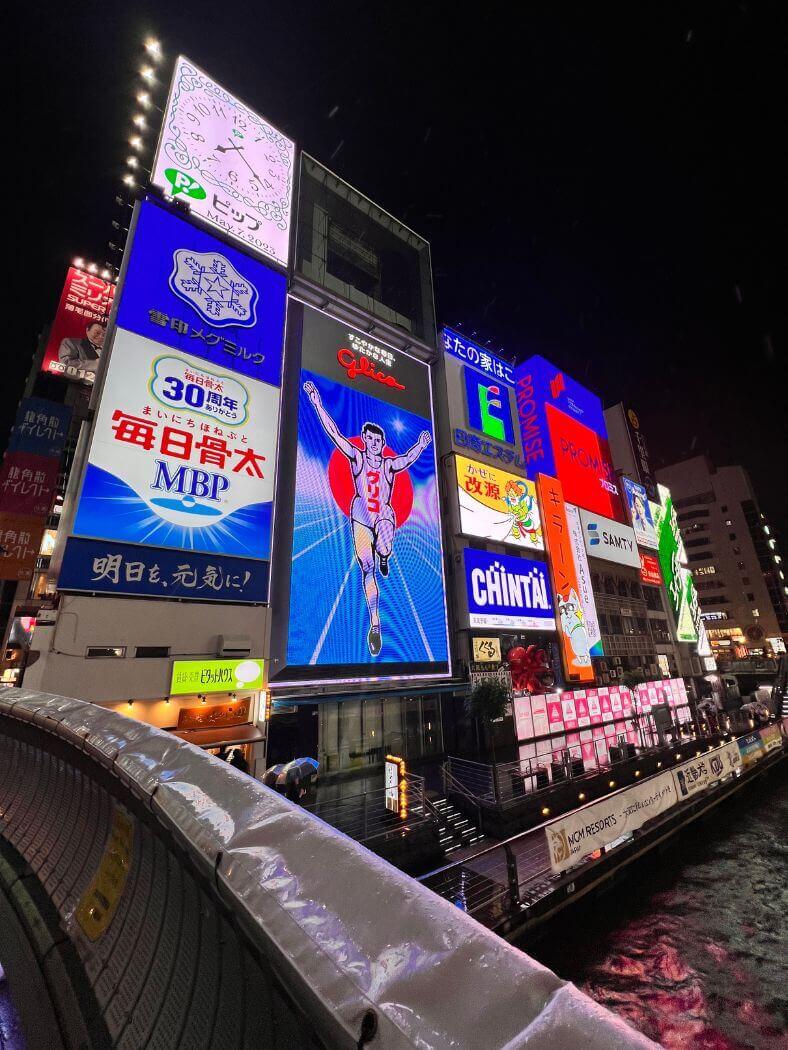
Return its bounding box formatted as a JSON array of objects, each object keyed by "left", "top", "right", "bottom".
[{"left": 13, "top": 3, "right": 787, "bottom": 535}]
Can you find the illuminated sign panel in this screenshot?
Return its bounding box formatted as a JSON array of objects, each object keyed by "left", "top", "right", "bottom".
[
  {"left": 455, "top": 454, "right": 543, "bottom": 550},
  {"left": 464, "top": 367, "right": 515, "bottom": 444},
  {"left": 622, "top": 477, "right": 658, "bottom": 549},
  {"left": 464, "top": 547, "right": 555, "bottom": 631},
  {"left": 170, "top": 657, "right": 264, "bottom": 695},
  {"left": 653, "top": 484, "right": 697, "bottom": 643},
  {"left": 7, "top": 398, "right": 71, "bottom": 460},
  {"left": 639, "top": 552, "right": 662, "bottom": 587},
  {"left": 63, "top": 330, "right": 278, "bottom": 602},
  {"left": 514, "top": 357, "right": 624, "bottom": 521},
  {"left": 41, "top": 267, "right": 115, "bottom": 385},
  {"left": 472, "top": 637, "right": 502, "bottom": 662},
  {"left": 152, "top": 56, "right": 295, "bottom": 267},
  {"left": 275, "top": 303, "right": 449, "bottom": 683},
  {"left": 579, "top": 508, "right": 640, "bottom": 568},
  {"left": 441, "top": 328, "right": 514, "bottom": 384},
  {"left": 565, "top": 503, "right": 603, "bottom": 657},
  {"left": 116, "top": 198, "right": 287, "bottom": 386},
  {"left": 538, "top": 476, "right": 594, "bottom": 682}
]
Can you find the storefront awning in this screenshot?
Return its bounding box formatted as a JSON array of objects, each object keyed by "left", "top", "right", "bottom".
[
  {"left": 271, "top": 679, "right": 470, "bottom": 709},
  {"left": 171, "top": 723, "right": 264, "bottom": 749}
]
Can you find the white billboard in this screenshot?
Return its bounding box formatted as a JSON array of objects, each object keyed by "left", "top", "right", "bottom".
[
  {"left": 73, "top": 329, "right": 280, "bottom": 559},
  {"left": 565, "top": 503, "right": 603, "bottom": 656},
  {"left": 579, "top": 508, "right": 641, "bottom": 568},
  {"left": 152, "top": 56, "right": 295, "bottom": 268}
]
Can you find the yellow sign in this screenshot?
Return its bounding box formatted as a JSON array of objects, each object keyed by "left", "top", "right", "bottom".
[
  {"left": 455, "top": 454, "right": 543, "bottom": 549},
  {"left": 76, "top": 808, "right": 134, "bottom": 941},
  {"left": 472, "top": 637, "right": 502, "bottom": 662}
]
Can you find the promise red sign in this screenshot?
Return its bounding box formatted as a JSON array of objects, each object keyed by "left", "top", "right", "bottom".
[{"left": 41, "top": 267, "right": 115, "bottom": 385}]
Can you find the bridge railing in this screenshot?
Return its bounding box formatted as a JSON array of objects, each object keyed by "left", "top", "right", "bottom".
[{"left": 0, "top": 688, "right": 655, "bottom": 1048}]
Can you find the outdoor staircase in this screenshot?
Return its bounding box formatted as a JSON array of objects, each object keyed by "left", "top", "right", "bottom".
[{"left": 423, "top": 796, "right": 485, "bottom": 856}]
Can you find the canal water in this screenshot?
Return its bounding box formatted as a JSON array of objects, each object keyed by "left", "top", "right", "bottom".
[{"left": 528, "top": 764, "right": 787, "bottom": 1049}]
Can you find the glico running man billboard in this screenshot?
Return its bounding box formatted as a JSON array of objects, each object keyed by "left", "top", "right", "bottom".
[
  {"left": 514, "top": 356, "right": 624, "bottom": 522},
  {"left": 271, "top": 302, "right": 450, "bottom": 683}
]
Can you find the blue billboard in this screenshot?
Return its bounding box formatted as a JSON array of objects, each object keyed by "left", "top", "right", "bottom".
[
  {"left": 7, "top": 398, "right": 71, "bottom": 459},
  {"left": 464, "top": 367, "right": 515, "bottom": 445},
  {"left": 277, "top": 304, "right": 449, "bottom": 681},
  {"left": 464, "top": 547, "right": 556, "bottom": 631},
  {"left": 116, "top": 198, "right": 287, "bottom": 387},
  {"left": 59, "top": 538, "right": 267, "bottom": 602},
  {"left": 442, "top": 327, "right": 515, "bottom": 385}
]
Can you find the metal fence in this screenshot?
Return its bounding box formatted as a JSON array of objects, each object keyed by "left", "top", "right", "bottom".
[{"left": 302, "top": 773, "right": 430, "bottom": 845}]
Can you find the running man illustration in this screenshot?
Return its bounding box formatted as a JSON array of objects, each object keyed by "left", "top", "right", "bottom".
[{"left": 303, "top": 381, "right": 432, "bottom": 656}]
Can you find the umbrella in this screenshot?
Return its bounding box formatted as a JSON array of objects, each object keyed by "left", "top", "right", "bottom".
[
  {"left": 277, "top": 757, "right": 319, "bottom": 787},
  {"left": 262, "top": 764, "right": 285, "bottom": 788}
]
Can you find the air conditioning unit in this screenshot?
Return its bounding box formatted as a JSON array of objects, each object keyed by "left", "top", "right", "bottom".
[
  {"left": 609, "top": 669, "right": 619, "bottom": 679},
  {"left": 613, "top": 657, "right": 623, "bottom": 666},
  {"left": 218, "top": 635, "right": 252, "bottom": 657}
]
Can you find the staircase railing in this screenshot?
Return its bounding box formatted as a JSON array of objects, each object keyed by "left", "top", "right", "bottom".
[{"left": 303, "top": 772, "right": 430, "bottom": 846}]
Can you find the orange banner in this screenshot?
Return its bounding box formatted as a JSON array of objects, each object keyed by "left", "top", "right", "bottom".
[{"left": 537, "top": 474, "right": 595, "bottom": 683}]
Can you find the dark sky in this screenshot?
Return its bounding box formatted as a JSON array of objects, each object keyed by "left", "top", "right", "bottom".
[{"left": 13, "top": 2, "right": 787, "bottom": 535}]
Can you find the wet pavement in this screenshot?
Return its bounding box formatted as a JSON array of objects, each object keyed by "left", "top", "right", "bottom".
[{"left": 528, "top": 764, "right": 787, "bottom": 1049}]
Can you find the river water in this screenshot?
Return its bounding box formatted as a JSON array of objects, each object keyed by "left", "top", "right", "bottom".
[{"left": 528, "top": 763, "right": 787, "bottom": 1049}]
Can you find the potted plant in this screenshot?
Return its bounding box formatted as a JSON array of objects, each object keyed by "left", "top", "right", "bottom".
[{"left": 467, "top": 677, "right": 511, "bottom": 765}]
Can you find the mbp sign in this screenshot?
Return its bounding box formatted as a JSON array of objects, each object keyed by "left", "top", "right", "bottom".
[
  {"left": 579, "top": 509, "right": 640, "bottom": 568},
  {"left": 464, "top": 548, "right": 555, "bottom": 631}
]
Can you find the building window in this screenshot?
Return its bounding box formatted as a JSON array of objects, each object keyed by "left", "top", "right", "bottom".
[
  {"left": 741, "top": 576, "right": 750, "bottom": 585},
  {"left": 752, "top": 608, "right": 760, "bottom": 618},
  {"left": 747, "top": 594, "right": 755, "bottom": 602},
  {"left": 729, "top": 532, "right": 737, "bottom": 541},
  {"left": 725, "top": 519, "right": 733, "bottom": 526},
  {"left": 721, "top": 504, "right": 728, "bottom": 512},
  {"left": 685, "top": 537, "right": 712, "bottom": 549}
]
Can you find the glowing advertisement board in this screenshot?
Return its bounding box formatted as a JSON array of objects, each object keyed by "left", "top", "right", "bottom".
[
  {"left": 41, "top": 267, "right": 115, "bottom": 385},
  {"left": 639, "top": 552, "right": 662, "bottom": 587},
  {"left": 273, "top": 302, "right": 449, "bottom": 683},
  {"left": 652, "top": 484, "right": 697, "bottom": 643},
  {"left": 116, "top": 198, "right": 287, "bottom": 387},
  {"left": 64, "top": 329, "right": 280, "bottom": 602},
  {"left": 579, "top": 508, "right": 640, "bottom": 568},
  {"left": 152, "top": 56, "right": 295, "bottom": 268},
  {"left": 538, "top": 475, "right": 594, "bottom": 683},
  {"left": 622, "top": 477, "right": 658, "bottom": 550},
  {"left": 170, "top": 657, "right": 264, "bottom": 695},
  {"left": 455, "top": 454, "right": 543, "bottom": 550},
  {"left": 441, "top": 328, "right": 515, "bottom": 384},
  {"left": 565, "top": 504, "right": 603, "bottom": 657},
  {"left": 6, "top": 398, "right": 71, "bottom": 460},
  {"left": 464, "top": 548, "right": 555, "bottom": 631}
]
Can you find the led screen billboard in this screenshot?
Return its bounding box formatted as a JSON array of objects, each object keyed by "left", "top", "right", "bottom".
[
  {"left": 116, "top": 197, "right": 287, "bottom": 387},
  {"left": 455, "top": 454, "right": 543, "bottom": 550},
  {"left": 65, "top": 329, "right": 280, "bottom": 601},
  {"left": 565, "top": 503, "right": 603, "bottom": 658},
  {"left": 273, "top": 303, "right": 449, "bottom": 683},
  {"left": 622, "top": 477, "right": 658, "bottom": 549},
  {"left": 653, "top": 484, "right": 697, "bottom": 643},
  {"left": 514, "top": 356, "right": 624, "bottom": 521},
  {"left": 152, "top": 56, "right": 295, "bottom": 268},
  {"left": 538, "top": 475, "right": 594, "bottom": 683},
  {"left": 6, "top": 399, "right": 71, "bottom": 460},
  {"left": 442, "top": 328, "right": 515, "bottom": 385},
  {"left": 464, "top": 548, "right": 555, "bottom": 631},
  {"left": 41, "top": 267, "right": 115, "bottom": 385}
]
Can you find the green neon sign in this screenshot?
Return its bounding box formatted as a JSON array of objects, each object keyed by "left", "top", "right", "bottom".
[{"left": 169, "top": 658, "right": 264, "bottom": 696}]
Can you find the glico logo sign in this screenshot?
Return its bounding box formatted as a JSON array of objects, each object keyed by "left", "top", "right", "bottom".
[
  {"left": 336, "top": 348, "right": 405, "bottom": 390},
  {"left": 464, "top": 368, "right": 514, "bottom": 444}
]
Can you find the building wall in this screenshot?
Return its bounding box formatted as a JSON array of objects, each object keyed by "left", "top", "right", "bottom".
[
  {"left": 23, "top": 594, "right": 268, "bottom": 701},
  {"left": 656, "top": 456, "right": 788, "bottom": 657}
]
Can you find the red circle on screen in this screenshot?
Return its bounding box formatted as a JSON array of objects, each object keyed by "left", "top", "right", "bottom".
[{"left": 327, "top": 438, "right": 414, "bottom": 526}]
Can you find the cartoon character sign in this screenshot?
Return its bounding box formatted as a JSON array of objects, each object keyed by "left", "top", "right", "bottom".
[
  {"left": 455, "top": 455, "right": 544, "bottom": 550},
  {"left": 502, "top": 480, "right": 541, "bottom": 545},
  {"left": 557, "top": 589, "right": 591, "bottom": 665}
]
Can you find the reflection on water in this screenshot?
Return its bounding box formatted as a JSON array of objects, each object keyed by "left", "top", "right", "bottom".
[{"left": 529, "top": 765, "right": 787, "bottom": 1048}]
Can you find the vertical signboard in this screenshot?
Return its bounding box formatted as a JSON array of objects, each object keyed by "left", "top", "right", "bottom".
[
  {"left": 623, "top": 406, "right": 657, "bottom": 500},
  {"left": 59, "top": 199, "right": 286, "bottom": 604},
  {"left": 622, "top": 477, "right": 658, "bottom": 549},
  {"left": 455, "top": 454, "right": 543, "bottom": 549},
  {"left": 652, "top": 484, "right": 697, "bottom": 644},
  {"left": 152, "top": 56, "right": 295, "bottom": 268},
  {"left": 41, "top": 268, "right": 115, "bottom": 385},
  {"left": 538, "top": 475, "right": 595, "bottom": 683},
  {"left": 6, "top": 399, "right": 71, "bottom": 459},
  {"left": 0, "top": 516, "right": 45, "bottom": 581},
  {"left": 565, "top": 503, "right": 603, "bottom": 657},
  {"left": 272, "top": 302, "right": 449, "bottom": 683}
]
